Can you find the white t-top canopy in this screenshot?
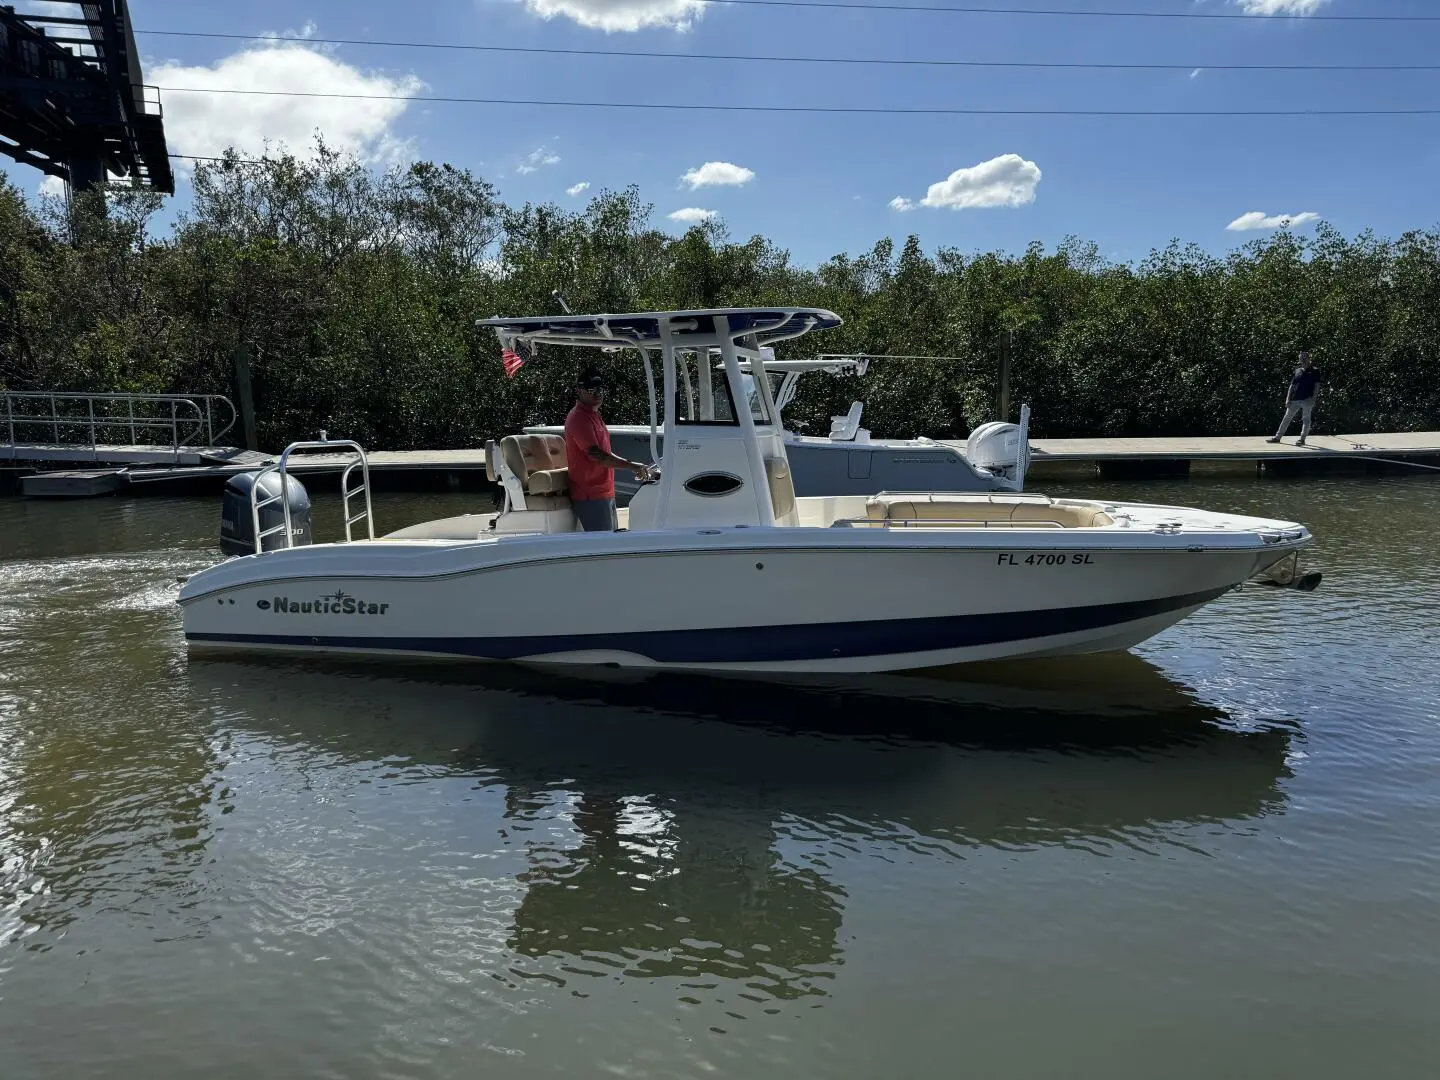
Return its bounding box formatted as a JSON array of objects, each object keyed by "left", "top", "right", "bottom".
[{"left": 476, "top": 307, "right": 843, "bottom": 350}]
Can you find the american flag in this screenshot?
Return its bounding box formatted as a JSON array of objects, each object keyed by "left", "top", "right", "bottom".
[{"left": 500, "top": 337, "right": 532, "bottom": 377}]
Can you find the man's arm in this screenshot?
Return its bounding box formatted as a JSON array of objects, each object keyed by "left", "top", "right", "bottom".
[{"left": 587, "top": 444, "right": 648, "bottom": 476}]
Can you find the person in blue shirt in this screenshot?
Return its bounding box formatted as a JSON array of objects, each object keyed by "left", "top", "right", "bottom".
[{"left": 1266, "top": 351, "right": 1322, "bottom": 446}]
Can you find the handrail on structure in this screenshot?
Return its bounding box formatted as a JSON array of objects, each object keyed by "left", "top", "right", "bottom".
[
  {"left": 251, "top": 433, "right": 374, "bottom": 554},
  {"left": 1, "top": 391, "right": 238, "bottom": 459},
  {"left": 138, "top": 85, "right": 164, "bottom": 118}
]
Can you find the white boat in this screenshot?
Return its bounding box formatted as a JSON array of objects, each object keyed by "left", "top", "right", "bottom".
[
  {"left": 177, "top": 306, "right": 1313, "bottom": 674},
  {"left": 524, "top": 352, "right": 1030, "bottom": 504}
]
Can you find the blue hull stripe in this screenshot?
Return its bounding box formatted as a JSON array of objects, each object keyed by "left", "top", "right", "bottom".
[{"left": 187, "top": 587, "right": 1230, "bottom": 663}]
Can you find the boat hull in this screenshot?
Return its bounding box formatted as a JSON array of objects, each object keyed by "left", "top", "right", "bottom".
[{"left": 178, "top": 531, "right": 1300, "bottom": 673}]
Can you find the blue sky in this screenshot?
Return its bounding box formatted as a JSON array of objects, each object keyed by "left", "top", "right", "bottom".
[{"left": 6, "top": 0, "right": 1440, "bottom": 266}]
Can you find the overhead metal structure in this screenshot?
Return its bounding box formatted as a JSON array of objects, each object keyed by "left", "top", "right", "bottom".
[{"left": 0, "top": 1, "right": 172, "bottom": 193}]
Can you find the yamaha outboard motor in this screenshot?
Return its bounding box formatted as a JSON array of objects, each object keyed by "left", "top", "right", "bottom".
[
  {"left": 965, "top": 403, "right": 1033, "bottom": 490},
  {"left": 220, "top": 471, "right": 312, "bottom": 557}
]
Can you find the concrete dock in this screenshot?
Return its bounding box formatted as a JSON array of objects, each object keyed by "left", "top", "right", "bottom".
[
  {"left": 7, "top": 431, "right": 1440, "bottom": 497},
  {"left": 14, "top": 447, "right": 498, "bottom": 497},
  {"left": 1011, "top": 431, "right": 1440, "bottom": 478},
  {"left": 0, "top": 442, "right": 247, "bottom": 467},
  {"left": 1021, "top": 431, "right": 1440, "bottom": 462},
  {"left": 123, "top": 448, "right": 496, "bottom": 486}
]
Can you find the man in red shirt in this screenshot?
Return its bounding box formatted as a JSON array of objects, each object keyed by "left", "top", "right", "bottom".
[{"left": 563, "top": 368, "right": 650, "bottom": 531}]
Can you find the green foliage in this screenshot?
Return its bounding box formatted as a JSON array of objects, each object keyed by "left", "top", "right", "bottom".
[{"left": 2, "top": 141, "right": 1437, "bottom": 446}]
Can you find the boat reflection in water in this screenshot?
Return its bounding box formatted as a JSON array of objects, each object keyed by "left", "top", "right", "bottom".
[{"left": 184, "top": 655, "right": 1296, "bottom": 1000}]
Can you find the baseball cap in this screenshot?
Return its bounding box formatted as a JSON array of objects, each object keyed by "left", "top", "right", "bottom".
[{"left": 577, "top": 369, "right": 605, "bottom": 391}]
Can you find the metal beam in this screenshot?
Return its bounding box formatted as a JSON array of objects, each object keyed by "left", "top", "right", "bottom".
[
  {"left": 4, "top": 15, "right": 102, "bottom": 27},
  {"left": 0, "top": 76, "right": 105, "bottom": 92},
  {"left": 0, "top": 2, "right": 171, "bottom": 193},
  {"left": 0, "top": 138, "right": 66, "bottom": 176}
]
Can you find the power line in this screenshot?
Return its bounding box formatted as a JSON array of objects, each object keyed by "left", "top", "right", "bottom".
[
  {"left": 169, "top": 153, "right": 265, "bottom": 163},
  {"left": 132, "top": 30, "right": 1440, "bottom": 71},
  {"left": 133, "top": 2, "right": 1440, "bottom": 23},
  {"left": 637, "top": 0, "right": 1440, "bottom": 19},
  {"left": 133, "top": 4, "right": 1440, "bottom": 27},
  {"left": 153, "top": 87, "right": 1440, "bottom": 116}
]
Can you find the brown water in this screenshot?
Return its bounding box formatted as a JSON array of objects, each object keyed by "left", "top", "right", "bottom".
[{"left": 1, "top": 476, "right": 1438, "bottom": 1079}]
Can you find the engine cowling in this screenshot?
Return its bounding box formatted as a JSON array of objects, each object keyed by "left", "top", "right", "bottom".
[
  {"left": 966, "top": 421, "right": 1024, "bottom": 473},
  {"left": 219, "top": 471, "right": 313, "bottom": 557}
]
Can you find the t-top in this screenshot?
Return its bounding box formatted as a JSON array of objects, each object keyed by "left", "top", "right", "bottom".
[
  {"left": 1290, "top": 366, "right": 1322, "bottom": 401},
  {"left": 564, "top": 401, "right": 614, "bottom": 501}
]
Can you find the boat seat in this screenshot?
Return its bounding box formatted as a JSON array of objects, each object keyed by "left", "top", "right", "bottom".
[
  {"left": 500, "top": 434, "right": 571, "bottom": 509},
  {"left": 765, "top": 457, "right": 796, "bottom": 519},
  {"left": 865, "top": 494, "right": 1114, "bottom": 528},
  {"left": 829, "top": 401, "right": 864, "bottom": 441}
]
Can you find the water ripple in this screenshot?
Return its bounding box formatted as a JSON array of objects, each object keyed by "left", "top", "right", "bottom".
[{"left": 2, "top": 482, "right": 1439, "bottom": 1079}]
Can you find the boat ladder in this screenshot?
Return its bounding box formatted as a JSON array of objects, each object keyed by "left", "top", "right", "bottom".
[{"left": 250, "top": 431, "right": 374, "bottom": 552}]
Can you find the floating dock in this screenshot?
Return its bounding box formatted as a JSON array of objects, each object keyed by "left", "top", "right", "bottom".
[
  {"left": 0, "top": 443, "right": 245, "bottom": 467},
  {"left": 1023, "top": 431, "right": 1440, "bottom": 462},
  {"left": 1012, "top": 431, "right": 1440, "bottom": 478},
  {"left": 7, "top": 432, "right": 1440, "bottom": 498},
  {"left": 12, "top": 447, "right": 498, "bottom": 497}
]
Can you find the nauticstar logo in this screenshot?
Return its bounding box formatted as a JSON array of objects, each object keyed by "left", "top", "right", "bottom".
[{"left": 256, "top": 590, "right": 390, "bottom": 616}]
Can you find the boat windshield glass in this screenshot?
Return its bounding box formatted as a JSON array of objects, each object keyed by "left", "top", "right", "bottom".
[
  {"left": 740, "top": 373, "right": 773, "bottom": 426},
  {"left": 672, "top": 354, "right": 773, "bottom": 427}
]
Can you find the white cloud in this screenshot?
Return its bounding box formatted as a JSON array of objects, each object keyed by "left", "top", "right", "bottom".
[
  {"left": 515, "top": 146, "right": 561, "bottom": 175},
  {"left": 668, "top": 207, "right": 715, "bottom": 224},
  {"left": 890, "top": 154, "right": 1041, "bottom": 212},
  {"left": 1233, "top": 0, "right": 1328, "bottom": 14},
  {"left": 1227, "top": 210, "right": 1320, "bottom": 231},
  {"left": 1191, "top": 68, "right": 1203, "bottom": 79},
  {"left": 518, "top": 0, "right": 707, "bottom": 33},
  {"left": 37, "top": 175, "right": 67, "bottom": 198},
  {"left": 149, "top": 39, "right": 423, "bottom": 167},
  {"left": 566, "top": 181, "right": 591, "bottom": 196},
  {"left": 680, "top": 161, "right": 754, "bottom": 189}
]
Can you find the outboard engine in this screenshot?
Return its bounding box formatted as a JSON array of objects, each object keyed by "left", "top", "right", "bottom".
[
  {"left": 220, "top": 470, "right": 312, "bottom": 557},
  {"left": 965, "top": 404, "right": 1033, "bottom": 488}
]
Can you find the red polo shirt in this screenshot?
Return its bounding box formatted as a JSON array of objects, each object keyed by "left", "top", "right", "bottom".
[{"left": 563, "top": 401, "right": 614, "bottom": 501}]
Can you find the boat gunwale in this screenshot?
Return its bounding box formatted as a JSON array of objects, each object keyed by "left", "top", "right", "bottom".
[{"left": 176, "top": 530, "right": 1311, "bottom": 604}]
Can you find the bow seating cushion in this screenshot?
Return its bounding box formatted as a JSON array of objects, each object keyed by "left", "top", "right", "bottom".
[{"left": 865, "top": 494, "right": 1114, "bottom": 528}]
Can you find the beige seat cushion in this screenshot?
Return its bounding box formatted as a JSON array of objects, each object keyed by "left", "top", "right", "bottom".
[
  {"left": 865, "top": 493, "right": 1112, "bottom": 528},
  {"left": 1010, "top": 502, "right": 1113, "bottom": 527},
  {"left": 528, "top": 467, "right": 569, "bottom": 495},
  {"left": 500, "top": 434, "right": 570, "bottom": 497},
  {"left": 765, "top": 458, "right": 796, "bottom": 519}
]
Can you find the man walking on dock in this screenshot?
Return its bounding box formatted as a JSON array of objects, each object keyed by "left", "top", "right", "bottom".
[{"left": 1267, "top": 351, "right": 1322, "bottom": 446}]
